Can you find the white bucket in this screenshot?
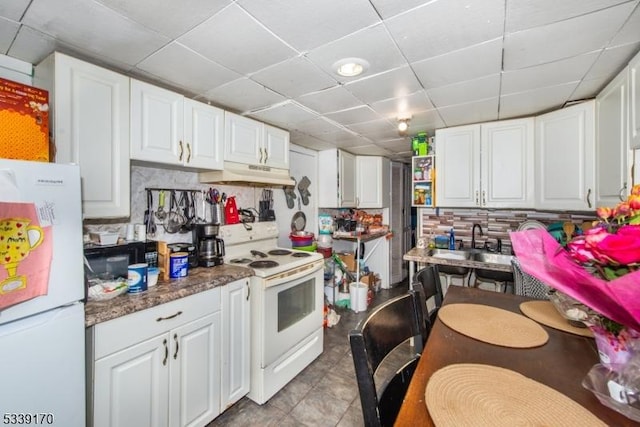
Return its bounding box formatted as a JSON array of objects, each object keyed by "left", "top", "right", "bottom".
[{"left": 350, "top": 282, "right": 368, "bottom": 313}]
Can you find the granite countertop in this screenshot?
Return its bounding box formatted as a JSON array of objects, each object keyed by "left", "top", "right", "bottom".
[
  {"left": 85, "top": 264, "right": 254, "bottom": 327},
  {"left": 403, "top": 247, "right": 513, "bottom": 272}
]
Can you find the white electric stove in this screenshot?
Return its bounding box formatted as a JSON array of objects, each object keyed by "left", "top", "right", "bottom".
[{"left": 218, "top": 222, "right": 324, "bottom": 404}]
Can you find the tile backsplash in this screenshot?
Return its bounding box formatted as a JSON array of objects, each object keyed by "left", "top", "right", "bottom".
[
  {"left": 418, "top": 208, "right": 597, "bottom": 254},
  {"left": 84, "top": 164, "right": 263, "bottom": 244}
]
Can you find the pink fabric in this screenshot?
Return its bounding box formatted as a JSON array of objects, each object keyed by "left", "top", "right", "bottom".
[{"left": 510, "top": 229, "right": 640, "bottom": 331}]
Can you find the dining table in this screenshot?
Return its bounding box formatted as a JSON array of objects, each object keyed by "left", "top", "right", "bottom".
[{"left": 394, "top": 285, "right": 635, "bottom": 426}]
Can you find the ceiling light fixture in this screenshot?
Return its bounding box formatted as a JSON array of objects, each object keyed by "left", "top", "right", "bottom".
[
  {"left": 333, "top": 57, "right": 369, "bottom": 77},
  {"left": 397, "top": 115, "right": 411, "bottom": 136}
]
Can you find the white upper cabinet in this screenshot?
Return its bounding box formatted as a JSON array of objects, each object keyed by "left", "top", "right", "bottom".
[
  {"left": 356, "top": 156, "right": 390, "bottom": 208},
  {"left": 34, "top": 52, "right": 130, "bottom": 218},
  {"left": 596, "top": 71, "right": 630, "bottom": 206},
  {"left": 536, "top": 101, "right": 595, "bottom": 210},
  {"left": 131, "top": 80, "right": 223, "bottom": 170},
  {"left": 629, "top": 49, "right": 640, "bottom": 149},
  {"left": 436, "top": 118, "right": 534, "bottom": 208},
  {"left": 318, "top": 149, "right": 357, "bottom": 208},
  {"left": 224, "top": 112, "right": 289, "bottom": 169}
]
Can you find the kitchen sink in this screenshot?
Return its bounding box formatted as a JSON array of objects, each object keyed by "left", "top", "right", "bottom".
[
  {"left": 472, "top": 253, "right": 514, "bottom": 283},
  {"left": 428, "top": 249, "right": 472, "bottom": 276}
]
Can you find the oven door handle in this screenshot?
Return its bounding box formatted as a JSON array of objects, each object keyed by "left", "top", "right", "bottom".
[{"left": 264, "top": 260, "right": 323, "bottom": 286}]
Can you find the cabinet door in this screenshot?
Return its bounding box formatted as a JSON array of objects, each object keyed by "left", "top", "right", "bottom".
[
  {"left": 356, "top": 156, "right": 389, "bottom": 208},
  {"left": 36, "top": 52, "right": 130, "bottom": 218},
  {"left": 435, "top": 125, "right": 480, "bottom": 207},
  {"left": 596, "top": 71, "right": 629, "bottom": 206},
  {"left": 481, "top": 118, "right": 534, "bottom": 208},
  {"left": 94, "top": 335, "right": 169, "bottom": 427},
  {"left": 131, "top": 79, "right": 184, "bottom": 165},
  {"left": 630, "top": 50, "right": 640, "bottom": 149},
  {"left": 536, "top": 101, "right": 595, "bottom": 210},
  {"left": 224, "top": 112, "right": 262, "bottom": 165},
  {"left": 264, "top": 125, "right": 289, "bottom": 169},
  {"left": 221, "top": 279, "right": 251, "bottom": 409},
  {"left": 340, "top": 150, "right": 357, "bottom": 207},
  {"left": 184, "top": 99, "right": 224, "bottom": 170},
  {"left": 169, "top": 312, "right": 222, "bottom": 427}
]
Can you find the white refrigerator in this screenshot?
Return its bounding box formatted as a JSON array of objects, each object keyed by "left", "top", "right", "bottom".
[{"left": 0, "top": 160, "right": 85, "bottom": 427}]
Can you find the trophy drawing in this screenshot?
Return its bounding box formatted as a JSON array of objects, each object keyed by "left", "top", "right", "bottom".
[{"left": 0, "top": 218, "right": 44, "bottom": 293}]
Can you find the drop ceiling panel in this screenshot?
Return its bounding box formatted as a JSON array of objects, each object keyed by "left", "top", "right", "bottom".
[
  {"left": 296, "top": 86, "right": 362, "bottom": 114},
  {"left": 584, "top": 42, "right": 640, "bottom": 80},
  {"left": 499, "top": 82, "right": 578, "bottom": 119},
  {"left": 237, "top": 0, "right": 380, "bottom": 52},
  {"left": 136, "top": 42, "right": 240, "bottom": 93},
  {"left": 95, "top": 0, "right": 231, "bottom": 39},
  {"left": 503, "top": 2, "right": 637, "bottom": 70},
  {"left": 505, "top": 0, "right": 630, "bottom": 33},
  {"left": 411, "top": 109, "right": 446, "bottom": 130},
  {"left": 368, "top": 0, "right": 432, "bottom": 19},
  {"left": 251, "top": 56, "right": 337, "bottom": 99},
  {"left": 346, "top": 119, "right": 396, "bottom": 137},
  {"left": 203, "top": 78, "right": 286, "bottom": 113},
  {"left": 501, "top": 52, "right": 599, "bottom": 95},
  {"left": 0, "top": 0, "right": 30, "bottom": 21},
  {"left": 344, "top": 66, "right": 422, "bottom": 104},
  {"left": 248, "top": 100, "right": 318, "bottom": 128},
  {"left": 369, "top": 91, "right": 434, "bottom": 117},
  {"left": 347, "top": 144, "right": 393, "bottom": 156},
  {"left": 325, "top": 105, "right": 382, "bottom": 126},
  {"left": 609, "top": 5, "right": 640, "bottom": 46},
  {"left": 428, "top": 74, "right": 501, "bottom": 108},
  {"left": 292, "top": 117, "right": 345, "bottom": 135},
  {"left": 0, "top": 18, "right": 19, "bottom": 54},
  {"left": 22, "top": 0, "right": 170, "bottom": 66},
  {"left": 412, "top": 38, "right": 503, "bottom": 90},
  {"left": 178, "top": 4, "right": 297, "bottom": 75},
  {"left": 569, "top": 77, "right": 610, "bottom": 101},
  {"left": 386, "top": 0, "right": 505, "bottom": 62},
  {"left": 438, "top": 97, "right": 499, "bottom": 127}
]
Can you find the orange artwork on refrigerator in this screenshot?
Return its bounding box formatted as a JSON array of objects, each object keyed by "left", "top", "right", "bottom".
[{"left": 0, "top": 202, "right": 52, "bottom": 310}]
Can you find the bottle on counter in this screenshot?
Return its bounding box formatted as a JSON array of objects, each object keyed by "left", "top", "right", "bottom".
[{"left": 449, "top": 228, "right": 455, "bottom": 250}]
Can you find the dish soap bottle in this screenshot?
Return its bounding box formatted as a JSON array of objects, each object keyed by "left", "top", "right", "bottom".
[{"left": 449, "top": 228, "right": 455, "bottom": 250}]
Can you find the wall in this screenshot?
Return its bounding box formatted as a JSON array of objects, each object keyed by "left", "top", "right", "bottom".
[{"left": 417, "top": 208, "right": 597, "bottom": 254}]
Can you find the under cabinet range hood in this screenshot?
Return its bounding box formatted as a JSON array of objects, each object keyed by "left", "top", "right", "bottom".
[{"left": 199, "top": 162, "right": 295, "bottom": 187}]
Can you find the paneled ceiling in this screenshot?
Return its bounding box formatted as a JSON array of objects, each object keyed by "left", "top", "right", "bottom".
[{"left": 2, "top": 0, "right": 640, "bottom": 161}]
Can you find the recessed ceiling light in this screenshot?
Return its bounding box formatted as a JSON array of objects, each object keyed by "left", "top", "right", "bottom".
[{"left": 333, "top": 58, "right": 369, "bottom": 77}]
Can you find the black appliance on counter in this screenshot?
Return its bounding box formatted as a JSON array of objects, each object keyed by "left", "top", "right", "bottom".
[
  {"left": 193, "top": 223, "right": 225, "bottom": 267},
  {"left": 167, "top": 242, "right": 198, "bottom": 269},
  {"left": 84, "top": 241, "right": 146, "bottom": 282}
]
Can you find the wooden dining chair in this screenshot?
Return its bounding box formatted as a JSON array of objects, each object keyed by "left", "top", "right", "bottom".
[
  {"left": 349, "top": 288, "right": 426, "bottom": 427},
  {"left": 412, "top": 264, "right": 444, "bottom": 340}
]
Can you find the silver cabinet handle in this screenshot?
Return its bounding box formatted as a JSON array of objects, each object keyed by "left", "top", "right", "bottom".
[
  {"left": 162, "top": 338, "right": 168, "bottom": 366},
  {"left": 178, "top": 140, "right": 184, "bottom": 161},
  {"left": 173, "top": 333, "right": 179, "bottom": 360},
  {"left": 263, "top": 147, "right": 269, "bottom": 163},
  {"left": 475, "top": 191, "right": 480, "bottom": 206},
  {"left": 586, "top": 188, "right": 592, "bottom": 208},
  {"left": 619, "top": 183, "right": 627, "bottom": 201},
  {"left": 482, "top": 190, "right": 486, "bottom": 206},
  {"left": 246, "top": 281, "right": 250, "bottom": 301},
  {"left": 156, "top": 311, "right": 183, "bottom": 322},
  {"left": 258, "top": 147, "right": 264, "bottom": 163},
  {"left": 186, "top": 143, "right": 191, "bottom": 163}
]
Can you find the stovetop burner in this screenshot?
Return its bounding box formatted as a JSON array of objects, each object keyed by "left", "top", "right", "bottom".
[
  {"left": 292, "top": 252, "right": 311, "bottom": 258},
  {"left": 250, "top": 250, "right": 268, "bottom": 258},
  {"left": 230, "top": 258, "right": 253, "bottom": 264},
  {"left": 269, "top": 249, "right": 292, "bottom": 256},
  {"left": 249, "top": 260, "right": 279, "bottom": 269}
]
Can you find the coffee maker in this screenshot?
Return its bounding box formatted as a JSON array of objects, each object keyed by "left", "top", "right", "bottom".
[{"left": 193, "top": 223, "right": 225, "bottom": 267}]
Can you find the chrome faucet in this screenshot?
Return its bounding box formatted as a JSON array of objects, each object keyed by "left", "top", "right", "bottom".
[{"left": 471, "top": 223, "right": 483, "bottom": 249}]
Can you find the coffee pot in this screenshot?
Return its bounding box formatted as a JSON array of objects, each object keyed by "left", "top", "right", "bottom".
[{"left": 193, "top": 223, "right": 224, "bottom": 267}]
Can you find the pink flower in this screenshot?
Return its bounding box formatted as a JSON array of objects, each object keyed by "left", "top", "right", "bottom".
[
  {"left": 596, "top": 207, "right": 613, "bottom": 221},
  {"left": 614, "top": 202, "right": 631, "bottom": 220},
  {"left": 592, "top": 226, "right": 640, "bottom": 265}
]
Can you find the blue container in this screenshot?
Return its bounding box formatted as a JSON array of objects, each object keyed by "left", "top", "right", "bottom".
[
  {"left": 169, "top": 252, "right": 189, "bottom": 278},
  {"left": 127, "top": 263, "right": 148, "bottom": 293}
]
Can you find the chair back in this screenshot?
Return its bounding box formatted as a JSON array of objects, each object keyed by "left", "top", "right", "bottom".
[
  {"left": 512, "top": 258, "right": 550, "bottom": 299},
  {"left": 349, "top": 288, "right": 425, "bottom": 427},
  {"left": 413, "top": 265, "right": 444, "bottom": 331}
]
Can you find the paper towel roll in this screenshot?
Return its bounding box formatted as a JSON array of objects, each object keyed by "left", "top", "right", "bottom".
[{"left": 350, "top": 282, "right": 368, "bottom": 313}]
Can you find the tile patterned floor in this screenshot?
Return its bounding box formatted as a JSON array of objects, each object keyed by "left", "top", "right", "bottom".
[{"left": 208, "top": 282, "right": 409, "bottom": 427}]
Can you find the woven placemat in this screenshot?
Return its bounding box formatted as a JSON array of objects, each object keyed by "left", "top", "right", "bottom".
[
  {"left": 437, "top": 303, "right": 548, "bottom": 348},
  {"left": 426, "top": 364, "right": 606, "bottom": 427},
  {"left": 520, "top": 300, "right": 594, "bottom": 338}
]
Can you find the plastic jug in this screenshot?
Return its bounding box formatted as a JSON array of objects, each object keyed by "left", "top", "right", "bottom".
[{"left": 224, "top": 196, "right": 240, "bottom": 224}]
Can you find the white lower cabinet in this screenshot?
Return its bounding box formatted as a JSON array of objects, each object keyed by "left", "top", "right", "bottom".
[{"left": 89, "top": 281, "right": 248, "bottom": 427}]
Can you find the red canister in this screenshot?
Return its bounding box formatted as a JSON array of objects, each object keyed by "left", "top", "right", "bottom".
[{"left": 224, "top": 196, "right": 240, "bottom": 224}]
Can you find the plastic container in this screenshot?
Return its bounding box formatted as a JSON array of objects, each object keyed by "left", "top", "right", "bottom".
[
  {"left": 318, "top": 214, "right": 333, "bottom": 234},
  {"left": 350, "top": 282, "right": 368, "bottom": 313},
  {"left": 147, "top": 267, "right": 159, "bottom": 287},
  {"left": 127, "top": 263, "right": 148, "bottom": 293},
  {"left": 169, "top": 252, "right": 189, "bottom": 278}
]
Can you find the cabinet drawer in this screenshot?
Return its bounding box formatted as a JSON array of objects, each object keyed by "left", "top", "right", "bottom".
[{"left": 93, "top": 287, "right": 221, "bottom": 359}]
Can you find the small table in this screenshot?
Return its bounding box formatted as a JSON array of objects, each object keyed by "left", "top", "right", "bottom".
[{"left": 394, "top": 286, "right": 634, "bottom": 426}]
